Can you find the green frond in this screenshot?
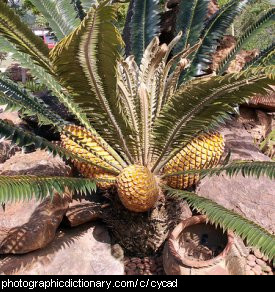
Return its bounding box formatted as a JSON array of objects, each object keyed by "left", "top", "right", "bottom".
[
  {"left": 0, "top": 119, "right": 118, "bottom": 174},
  {"left": 162, "top": 161, "right": 275, "bottom": 180},
  {"left": 128, "top": 0, "right": 160, "bottom": 65},
  {"left": 0, "top": 176, "right": 96, "bottom": 203},
  {"left": 0, "top": 36, "right": 47, "bottom": 76},
  {"left": 183, "top": 0, "right": 250, "bottom": 80},
  {"left": 244, "top": 43, "right": 275, "bottom": 70},
  {"left": 0, "top": 36, "right": 93, "bottom": 131},
  {"left": 0, "top": 76, "right": 65, "bottom": 128},
  {"left": 217, "top": 8, "right": 275, "bottom": 75},
  {"left": 152, "top": 66, "right": 275, "bottom": 173},
  {"left": 50, "top": 0, "right": 135, "bottom": 164},
  {"left": 173, "top": 0, "right": 209, "bottom": 54},
  {"left": 80, "top": 0, "right": 98, "bottom": 12},
  {"left": 28, "top": 0, "right": 81, "bottom": 40},
  {"left": 166, "top": 188, "right": 275, "bottom": 260},
  {"left": 0, "top": 1, "right": 52, "bottom": 73}
]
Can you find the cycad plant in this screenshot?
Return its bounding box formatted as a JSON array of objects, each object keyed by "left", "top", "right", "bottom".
[{"left": 0, "top": 0, "right": 274, "bottom": 258}]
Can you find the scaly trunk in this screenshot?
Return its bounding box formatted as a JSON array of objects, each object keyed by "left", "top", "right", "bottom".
[{"left": 101, "top": 190, "right": 192, "bottom": 257}]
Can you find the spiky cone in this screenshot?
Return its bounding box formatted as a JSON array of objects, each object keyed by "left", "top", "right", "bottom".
[
  {"left": 163, "top": 133, "right": 225, "bottom": 189},
  {"left": 61, "top": 125, "right": 119, "bottom": 189},
  {"left": 117, "top": 165, "right": 160, "bottom": 212}
]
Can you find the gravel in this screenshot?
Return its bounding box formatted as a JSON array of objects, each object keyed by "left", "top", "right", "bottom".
[
  {"left": 245, "top": 248, "right": 274, "bottom": 276},
  {"left": 124, "top": 256, "right": 164, "bottom": 275}
]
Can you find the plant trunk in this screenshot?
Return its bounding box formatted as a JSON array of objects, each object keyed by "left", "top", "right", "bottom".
[{"left": 101, "top": 190, "right": 192, "bottom": 257}]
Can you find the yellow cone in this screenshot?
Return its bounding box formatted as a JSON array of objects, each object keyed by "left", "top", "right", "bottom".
[
  {"left": 117, "top": 165, "right": 159, "bottom": 212},
  {"left": 163, "top": 133, "right": 224, "bottom": 189},
  {"left": 61, "top": 125, "right": 118, "bottom": 189}
]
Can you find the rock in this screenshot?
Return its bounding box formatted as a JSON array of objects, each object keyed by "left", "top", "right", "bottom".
[
  {"left": 211, "top": 35, "right": 237, "bottom": 72},
  {"left": 211, "top": 35, "right": 259, "bottom": 74},
  {"left": 64, "top": 195, "right": 102, "bottom": 227},
  {"left": 252, "top": 269, "right": 261, "bottom": 276},
  {"left": 247, "top": 254, "right": 256, "bottom": 262},
  {"left": 197, "top": 120, "right": 275, "bottom": 233},
  {"left": 207, "top": 0, "right": 219, "bottom": 18},
  {"left": 0, "top": 140, "right": 20, "bottom": 164},
  {"left": 262, "top": 266, "right": 272, "bottom": 273},
  {"left": 227, "top": 50, "right": 259, "bottom": 73},
  {"left": 221, "top": 120, "right": 271, "bottom": 162},
  {"left": 255, "top": 259, "right": 266, "bottom": 267},
  {"left": 253, "top": 249, "right": 263, "bottom": 259},
  {"left": 238, "top": 107, "right": 274, "bottom": 159},
  {"left": 248, "top": 90, "right": 275, "bottom": 112},
  {"left": 0, "top": 223, "right": 124, "bottom": 275},
  {"left": 0, "top": 111, "right": 22, "bottom": 126},
  {"left": 0, "top": 150, "right": 72, "bottom": 254},
  {"left": 252, "top": 265, "right": 262, "bottom": 274},
  {"left": 247, "top": 261, "right": 256, "bottom": 268},
  {"left": 0, "top": 150, "right": 71, "bottom": 176},
  {"left": 0, "top": 194, "right": 70, "bottom": 254}
]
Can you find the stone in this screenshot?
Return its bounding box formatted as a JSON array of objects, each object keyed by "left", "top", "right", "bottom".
[
  {"left": 247, "top": 254, "right": 256, "bottom": 262},
  {"left": 247, "top": 261, "right": 256, "bottom": 268},
  {"left": 252, "top": 265, "right": 262, "bottom": 275},
  {"left": 207, "top": 0, "right": 219, "bottom": 18},
  {"left": 0, "top": 111, "right": 22, "bottom": 126},
  {"left": 0, "top": 223, "right": 124, "bottom": 275},
  {"left": 0, "top": 150, "right": 72, "bottom": 254},
  {"left": 0, "top": 150, "right": 71, "bottom": 176},
  {"left": 0, "top": 140, "right": 20, "bottom": 164},
  {"left": 211, "top": 35, "right": 237, "bottom": 72},
  {"left": 248, "top": 90, "right": 275, "bottom": 112},
  {"left": 227, "top": 50, "right": 259, "bottom": 73},
  {"left": 255, "top": 259, "right": 266, "bottom": 267},
  {"left": 253, "top": 248, "right": 263, "bottom": 259},
  {"left": 0, "top": 194, "right": 70, "bottom": 254},
  {"left": 262, "top": 266, "right": 272, "bottom": 273},
  {"left": 197, "top": 120, "right": 275, "bottom": 234},
  {"left": 64, "top": 195, "right": 102, "bottom": 227}
]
